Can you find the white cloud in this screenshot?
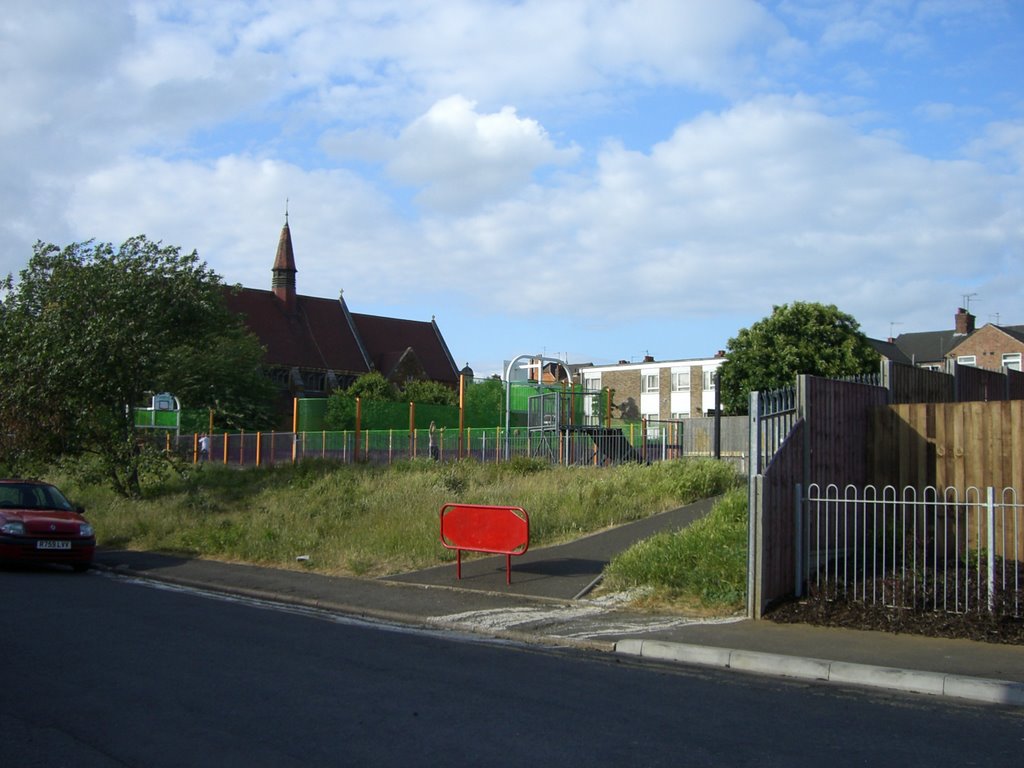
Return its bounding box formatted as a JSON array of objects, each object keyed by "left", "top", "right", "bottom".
[
  {"left": 966, "top": 120, "right": 1024, "bottom": 172},
  {"left": 64, "top": 155, "right": 411, "bottom": 299},
  {"left": 387, "top": 95, "right": 580, "bottom": 212},
  {"left": 415, "top": 97, "right": 1022, "bottom": 329}
]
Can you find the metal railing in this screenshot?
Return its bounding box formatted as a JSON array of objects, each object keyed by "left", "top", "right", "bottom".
[
  {"left": 800, "top": 483, "right": 1023, "bottom": 617},
  {"left": 749, "top": 387, "right": 797, "bottom": 475},
  {"left": 170, "top": 421, "right": 745, "bottom": 469}
]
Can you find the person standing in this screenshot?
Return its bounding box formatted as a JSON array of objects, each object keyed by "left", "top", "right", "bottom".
[
  {"left": 428, "top": 421, "right": 439, "bottom": 461},
  {"left": 199, "top": 433, "right": 210, "bottom": 462}
]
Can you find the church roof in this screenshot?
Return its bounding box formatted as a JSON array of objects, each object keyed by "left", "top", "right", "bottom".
[
  {"left": 350, "top": 312, "right": 459, "bottom": 384},
  {"left": 223, "top": 219, "right": 460, "bottom": 385},
  {"left": 223, "top": 288, "right": 370, "bottom": 374}
]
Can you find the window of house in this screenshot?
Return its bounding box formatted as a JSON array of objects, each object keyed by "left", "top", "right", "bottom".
[
  {"left": 671, "top": 371, "right": 690, "bottom": 391},
  {"left": 583, "top": 375, "right": 600, "bottom": 391},
  {"left": 957, "top": 355, "right": 977, "bottom": 367},
  {"left": 641, "top": 373, "right": 659, "bottom": 393},
  {"left": 703, "top": 370, "right": 717, "bottom": 390},
  {"left": 1003, "top": 353, "right": 1022, "bottom": 372}
]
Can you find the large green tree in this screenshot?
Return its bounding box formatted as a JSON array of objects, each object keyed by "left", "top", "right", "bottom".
[
  {"left": 717, "top": 302, "right": 880, "bottom": 415},
  {"left": 0, "top": 236, "right": 277, "bottom": 496}
]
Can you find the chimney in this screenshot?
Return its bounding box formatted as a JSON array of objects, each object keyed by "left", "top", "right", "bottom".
[
  {"left": 715, "top": 350, "right": 726, "bottom": 358},
  {"left": 643, "top": 355, "right": 655, "bottom": 363},
  {"left": 954, "top": 307, "right": 975, "bottom": 336}
]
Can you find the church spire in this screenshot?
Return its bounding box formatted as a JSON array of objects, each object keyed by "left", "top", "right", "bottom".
[{"left": 272, "top": 207, "right": 297, "bottom": 312}]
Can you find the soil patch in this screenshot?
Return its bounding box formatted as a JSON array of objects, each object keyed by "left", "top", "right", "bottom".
[{"left": 767, "top": 588, "right": 1024, "bottom": 645}]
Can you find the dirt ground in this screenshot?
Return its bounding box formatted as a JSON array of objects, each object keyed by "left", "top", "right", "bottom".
[{"left": 767, "top": 587, "right": 1024, "bottom": 645}]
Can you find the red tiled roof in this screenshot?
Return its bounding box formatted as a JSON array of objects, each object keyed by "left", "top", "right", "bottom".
[
  {"left": 350, "top": 313, "right": 459, "bottom": 384},
  {"left": 224, "top": 219, "right": 460, "bottom": 386},
  {"left": 224, "top": 287, "right": 459, "bottom": 384},
  {"left": 224, "top": 288, "right": 370, "bottom": 374}
]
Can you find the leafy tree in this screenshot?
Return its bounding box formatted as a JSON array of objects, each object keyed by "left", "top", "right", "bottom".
[
  {"left": 0, "top": 237, "right": 277, "bottom": 496},
  {"left": 717, "top": 301, "right": 880, "bottom": 415},
  {"left": 346, "top": 371, "right": 398, "bottom": 402},
  {"left": 324, "top": 372, "right": 399, "bottom": 430},
  {"left": 402, "top": 379, "right": 457, "bottom": 406},
  {"left": 462, "top": 376, "right": 504, "bottom": 427}
]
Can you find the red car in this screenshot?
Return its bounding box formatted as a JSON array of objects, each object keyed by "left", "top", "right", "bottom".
[{"left": 0, "top": 480, "right": 95, "bottom": 572}]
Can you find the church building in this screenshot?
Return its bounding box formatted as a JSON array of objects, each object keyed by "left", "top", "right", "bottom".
[{"left": 223, "top": 217, "right": 461, "bottom": 413}]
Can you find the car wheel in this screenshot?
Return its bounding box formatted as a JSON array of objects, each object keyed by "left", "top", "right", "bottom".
[{"left": 71, "top": 563, "right": 90, "bottom": 573}]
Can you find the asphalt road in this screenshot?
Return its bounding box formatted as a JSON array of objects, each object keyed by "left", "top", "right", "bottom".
[{"left": 3, "top": 566, "right": 1022, "bottom": 768}]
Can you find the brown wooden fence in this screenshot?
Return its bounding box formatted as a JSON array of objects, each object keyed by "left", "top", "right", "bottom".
[
  {"left": 748, "top": 360, "right": 1024, "bottom": 618},
  {"left": 870, "top": 401, "right": 1024, "bottom": 491},
  {"left": 869, "top": 400, "right": 1024, "bottom": 560}
]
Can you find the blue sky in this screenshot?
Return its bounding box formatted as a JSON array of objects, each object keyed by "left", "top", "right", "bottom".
[{"left": 2, "top": 0, "right": 1022, "bottom": 376}]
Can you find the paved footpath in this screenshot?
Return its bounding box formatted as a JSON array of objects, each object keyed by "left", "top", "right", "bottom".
[{"left": 94, "top": 498, "right": 1024, "bottom": 709}]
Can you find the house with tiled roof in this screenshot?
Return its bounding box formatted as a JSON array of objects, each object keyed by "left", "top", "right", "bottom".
[
  {"left": 946, "top": 322, "right": 1024, "bottom": 373},
  {"left": 892, "top": 307, "right": 1024, "bottom": 372},
  {"left": 223, "top": 217, "right": 460, "bottom": 415}
]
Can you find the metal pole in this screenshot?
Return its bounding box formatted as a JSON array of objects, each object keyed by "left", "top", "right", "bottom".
[
  {"left": 714, "top": 369, "right": 721, "bottom": 460},
  {"left": 988, "top": 486, "right": 996, "bottom": 612}
]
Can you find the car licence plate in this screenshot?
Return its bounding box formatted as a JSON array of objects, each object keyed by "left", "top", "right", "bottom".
[{"left": 36, "top": 540, "right": 72, "bottom": 550}]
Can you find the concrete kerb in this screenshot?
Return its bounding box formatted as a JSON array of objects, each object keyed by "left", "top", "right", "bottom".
[{"left": 615, "top": 639, "right": 1024, "bottom": 707}]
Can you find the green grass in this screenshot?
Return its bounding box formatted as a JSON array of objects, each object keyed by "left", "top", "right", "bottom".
[
  {"left": 50, "top": 457, "right": 745, "bottom": 608},
  {"left": 601, "top": 486, "right": 749, "bottom": 613}
]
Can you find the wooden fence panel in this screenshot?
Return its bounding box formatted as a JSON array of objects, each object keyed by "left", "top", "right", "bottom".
[
  {"left": 752, "top": 420, "right": 804, "bottom": 617},
  {"left": 875, "top": 401, "right": 1024, "bottom": 556},
  {"left": 804, "top": 376, "right": 889, "bottom": 488},
  {"left": 955, "top": 364, "right": 1009, "bottom": 402},
  {"left": 1008, "top": 369, "right": 1024, "bottom": 400},
  {"left": 751, "top": 366, "right": 1023, "bottom": 619},
  {"left": 883, "top": 361, "right": 955, "bottom": 404}
]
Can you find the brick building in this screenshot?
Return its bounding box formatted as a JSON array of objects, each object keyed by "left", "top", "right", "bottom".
[
  {"left": 576, "top": 354, "right": 727, "bottom": 422},
  {"left": 892, "top": 308, "right": 1023, "bottom": 372}
]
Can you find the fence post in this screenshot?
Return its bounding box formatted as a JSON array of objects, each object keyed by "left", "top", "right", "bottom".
[
  {"left": 748, "top": 473, "right": 764, "bottom": 619},
  {"left": 408, "top": 401, "right": 415, "bottom": 459},
  {"left": 641, "top": 417, "right": 647, "bottom": 464},
  {"left": 988, "top": 486, "right": 996, "bottom": 612},
  {"left": 794, "top": 483, "right": 804, "bottom": 598},
  {"left": 749, "top": 391, "right": 761, "bottom": 475},
  {"left": 354, "top": 397, "right": 361, "bottom": 463},
  {"left": 714, "top": 369, "right": 721, "bottom": 459},
  {"left": 292, "top": 398, "right": 298, "bottom": 463},
  {"left": 459, "top": 374, "right": 465, "bottom": 459}
]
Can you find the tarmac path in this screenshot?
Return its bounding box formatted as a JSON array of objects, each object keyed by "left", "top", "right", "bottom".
[{"left": 384, "top": 495, "right": 719, "bottom": 599}]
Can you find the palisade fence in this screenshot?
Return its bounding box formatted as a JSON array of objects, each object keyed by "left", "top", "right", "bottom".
[
  {"left": 168, "top": 416, "right": 749, "bottom": 469},
  {"left": 749, "top": 360, "right": 1024, "bottom": 620},
  {"left": 802, "top": 483, "right": 1022, "bottom": 617}
]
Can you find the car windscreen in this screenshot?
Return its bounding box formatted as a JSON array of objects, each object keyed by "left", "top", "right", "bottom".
[{"left": 0, "top": 483, "right": 74, "bottom": 511}]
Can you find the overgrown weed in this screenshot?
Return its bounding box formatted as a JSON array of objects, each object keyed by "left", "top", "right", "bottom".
[{"left": 51, "top": 457, "right": 745, "bottom": 605}]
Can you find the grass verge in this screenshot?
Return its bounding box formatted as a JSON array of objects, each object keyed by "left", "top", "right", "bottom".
[
  {"left": 600, "top": 486, "right": 748, "bottom": 614},
  {"left": 52, "top": 457, "right": 742, "bottom": 587}
]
